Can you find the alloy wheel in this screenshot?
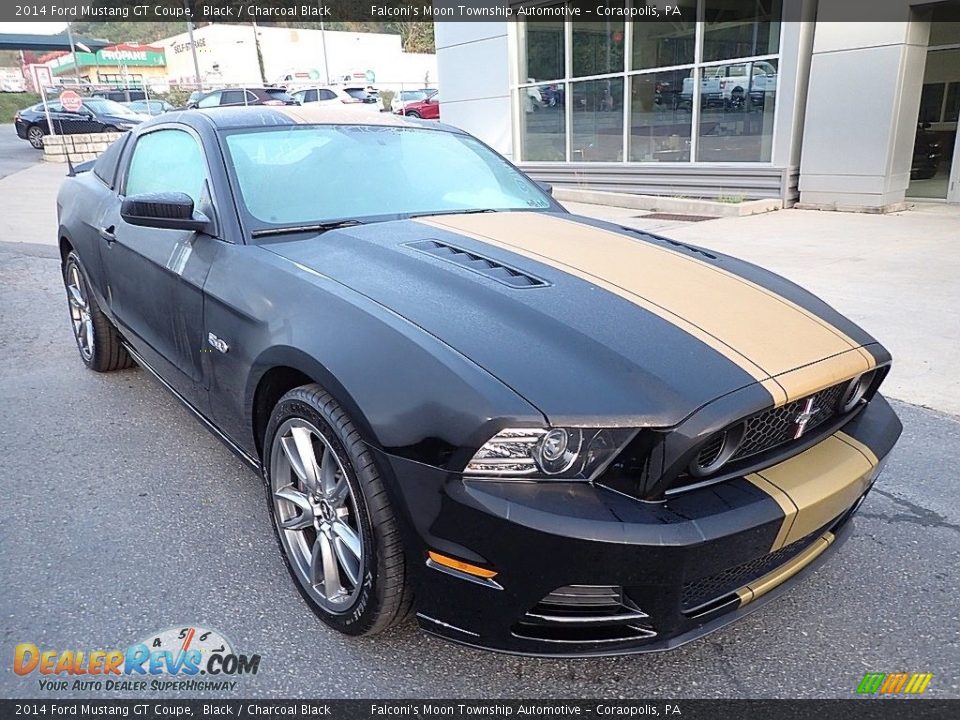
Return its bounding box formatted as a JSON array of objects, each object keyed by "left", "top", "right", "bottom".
[
  {"left": 66, "top": 263, "right": 94, "bottom": 361},
  {"left": 28, "top": 126, "right": 44, "bottom": 149},
  {"left": 270, "top": 418, "right": 365, "bottom": 612}
]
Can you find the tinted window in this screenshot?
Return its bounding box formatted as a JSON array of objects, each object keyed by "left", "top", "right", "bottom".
[
  {"left": 303, "top": 89, "right": 318, "bottom": 103},
  {"left": 318, "top": 89, "right": 337, "bottom": 101},
  {"left": 220, "top": 90, "right": 247, "bottom": 106},
  {"left": 93, "top": 133, "right": 129, "bottom": 188},
  {"left": 264, "top": 88, "right": 295, "bottom": 102},
  {"left": 197, "top": 92, "right": 221, "bottom": 108},
  {"left": 224, "top": 125, "right": 552, "bottom": 228},
  {"left": 125, "top": 129, "right": 207, "bottom": 205}
]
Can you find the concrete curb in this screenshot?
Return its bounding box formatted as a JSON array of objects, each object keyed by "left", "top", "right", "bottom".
[{"left": 553, "top": 187, "right": 783, "bottom": 217}]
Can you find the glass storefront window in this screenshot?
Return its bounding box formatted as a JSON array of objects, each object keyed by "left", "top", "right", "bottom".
[
  {"left": 702, "top": 0, "right": 781, "bottom": 62},
  {"left": 516, "top": 1, "right": 784, "bottom": 164},
  {"left": 519, "top": 84, "right": 567, "bottom": 161},
  {"left": 632, "top": 0, "right": 697, "bottom": 70},
  {"left": 572, "top": 17, "right": 625, "bottom": 77},
  {"left": 519, "top": 19, "right": 565, "bottom": 84},
  {"left": 572, "top": 78, "right": 624, "bottom": 161},
  {"left": 696, "top": 59, "right": 777, "bottom": 161},
  {"left": 629, "top": 71, "right": 692, "bottom": 162}
]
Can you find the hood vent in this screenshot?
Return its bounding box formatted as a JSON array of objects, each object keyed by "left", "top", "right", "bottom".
[{"left": 407, "top": 239, "right": 547, "bottom": 289}]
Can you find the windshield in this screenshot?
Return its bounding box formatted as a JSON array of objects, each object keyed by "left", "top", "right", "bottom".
[
  {"left": 84, "top": 98, "right": 140, "bottom": 116},
  {"left": 223, "top": 125, "right": 552, "bottom": 230}
]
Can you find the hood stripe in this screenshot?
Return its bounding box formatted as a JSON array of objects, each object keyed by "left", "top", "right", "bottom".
[{"left": 416, "top": 213, "right": 875, "bottom": 405}]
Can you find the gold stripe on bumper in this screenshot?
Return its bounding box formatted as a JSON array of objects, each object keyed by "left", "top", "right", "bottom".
[
  {"left": 736, "top": 531, "right": 836, "bottom": 606},
  {"left": 747, "top": 432, "right": 878, "bottom": 551}
]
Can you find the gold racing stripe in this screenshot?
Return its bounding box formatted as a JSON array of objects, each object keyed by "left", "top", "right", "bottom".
[
  {"left": 746, "top": 433, "right": 877, "bottom": 551},
  {"left": 736, "top": 531, "right": 835, "bottom": 607},
  {"left": 416, "top": 213, "right": 875, "bottom": 406}
]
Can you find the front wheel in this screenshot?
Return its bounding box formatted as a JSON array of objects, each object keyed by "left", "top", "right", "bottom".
[
  {"left": 405, "top": 110, "right": 421, "bottom": 118},
  {"left": 264, "top": 384, "right": 413, "bottom": 635}
]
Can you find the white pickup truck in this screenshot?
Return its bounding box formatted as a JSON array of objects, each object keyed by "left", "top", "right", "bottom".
[{"left": 681, "top": 61, "right": 777, "bottom": 108}]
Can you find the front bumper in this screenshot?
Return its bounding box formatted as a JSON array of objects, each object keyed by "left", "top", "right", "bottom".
[{"left": 375, "top": 394, "right": 902, "bottom": 656}]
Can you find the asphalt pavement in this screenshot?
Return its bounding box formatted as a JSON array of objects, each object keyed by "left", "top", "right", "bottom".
[
  {"left": 0, "top": 129, "right": 41, "bottom": 180},
  {"left": 1, "top": 241, "right": 958, "bottom": 699}
]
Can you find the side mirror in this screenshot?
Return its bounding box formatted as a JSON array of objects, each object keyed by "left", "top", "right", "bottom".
[
  {"left": 121, "top": 192, "right": 211, "bottom": 232},
  {"left": 536, "top": 181, "right": 554, "bottom": 196}
]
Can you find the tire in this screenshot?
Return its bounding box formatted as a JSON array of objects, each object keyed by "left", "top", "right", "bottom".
[
  {"left": 264, "top": 384, "right": 413, "bottom": 636},
  {"left": 102, "top": 125, "right": 119, "bottom": 133},
  {"left": 26, "top": 125, "right": 45, "bottom": 149},
  {"left": 405, "top": 110, "right": 421, "bottom": 119},
  {"left": 63, "top": 251, "right": 135, "bottom": 372}
]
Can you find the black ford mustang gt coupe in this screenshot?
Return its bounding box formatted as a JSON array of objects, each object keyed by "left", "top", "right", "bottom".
[{"left": 56, "top": 106, "right": 902, "bottom": 656}]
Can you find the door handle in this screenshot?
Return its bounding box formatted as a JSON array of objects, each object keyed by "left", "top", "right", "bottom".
[{"left": 99, "top": 225, "right": 116, "bottom": 244}]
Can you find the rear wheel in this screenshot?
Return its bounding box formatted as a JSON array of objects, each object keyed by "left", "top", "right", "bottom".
[
  {"left": 26, "top": 125, "right": 45, "bottom": 149},
  {"left": 405, "top": 110, "right": 421, "bottom": 119},
  {"left": 63, "top": 251, "right": 134, "bottom": 372},
  {"left": 264, "top": 384, "right": 413, "bottom": 635}
]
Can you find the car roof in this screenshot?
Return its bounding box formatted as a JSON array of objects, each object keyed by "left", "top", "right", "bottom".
[{"left": 161, "top": 105, "right": 454, "bottom": 131}]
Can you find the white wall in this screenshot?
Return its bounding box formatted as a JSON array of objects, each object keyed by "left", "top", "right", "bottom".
[
  {"left": 157, "top": 24, "right": 437, "bottom": 90},
  {"left": 434, "top": 22, "right": 513, "bottom": 158}
]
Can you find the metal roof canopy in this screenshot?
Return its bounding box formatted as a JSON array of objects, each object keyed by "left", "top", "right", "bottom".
[{"left": 0, "top": 32, "right": 110, "bottom": 52}]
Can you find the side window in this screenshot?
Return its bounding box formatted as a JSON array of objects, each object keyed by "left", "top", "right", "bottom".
[
  {"left": 304, "top": 89, "right": 318, "bottom": 103},
  {"left": 197, "top": 92, "right": 221, "bottom": 108},
  {"left": 125, "top": 129, "right": 208, "bottom": 206},
  {"left": 319, "top": 89, "right": 336, "bottom": 101},
  {"left": 46, "top": 101, "right": 64, "bottom": 112},
  {"left": 220, "top": 90, "right": 246, "bottom": 105},
  {"left": 245, "top": 91, "right": 259, "bottom": 104}
]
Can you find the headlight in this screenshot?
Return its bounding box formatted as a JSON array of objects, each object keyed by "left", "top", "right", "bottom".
[{"left": 464, "top": 427, "right": 638, "bottom": 480}]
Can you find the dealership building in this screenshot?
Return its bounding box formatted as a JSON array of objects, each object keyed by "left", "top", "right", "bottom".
[{"left": 435, "top": 1, "right": 960, "bottom": 210}]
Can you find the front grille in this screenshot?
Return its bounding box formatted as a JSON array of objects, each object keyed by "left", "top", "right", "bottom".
[
  {"left": 512, "top": 585, "right": 657, "bottom": 645},
  {"left": 681, "top": 532, "right": 821, "bottom": 612},
  {"left": 730, "top": 381, "right": 849, "bottom": 462}
]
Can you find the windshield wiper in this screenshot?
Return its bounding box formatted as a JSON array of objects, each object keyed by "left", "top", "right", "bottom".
[
  {"left": 251, "top": 219, "right": 365, "bottom": 238},
  {"left": 406, "top": 209, "right": 498, "bottom": 220}
]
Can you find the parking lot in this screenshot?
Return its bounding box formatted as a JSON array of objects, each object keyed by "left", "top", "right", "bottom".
[{"left": 1, "top": 147, "right": 958, "bottom": 699}]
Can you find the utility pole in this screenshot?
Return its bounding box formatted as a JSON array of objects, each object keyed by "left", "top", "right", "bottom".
[
  {"left": 185, "top": 1, "right": 204, "bottom": 92},
  {"left": 65, "top": 22, "right": 81, "bottom": 83},
  {"left": 319, "top": 13, "right": 331, "bottom": 85}
]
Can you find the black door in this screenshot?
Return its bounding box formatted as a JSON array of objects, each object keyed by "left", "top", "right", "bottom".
[{"left": 99, "top": 126, "right": 216, "bottom": 408}]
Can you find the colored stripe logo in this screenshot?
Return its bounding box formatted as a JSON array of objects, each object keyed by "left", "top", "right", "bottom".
[{"left": 857, "top": 672, "right": 933, "bottom": 694}]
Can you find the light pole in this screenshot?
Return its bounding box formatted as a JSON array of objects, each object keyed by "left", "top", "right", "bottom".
[
  {"left": 184, "top": 0, "right": 204, "bottom": 92},
  {"left": 65, "top": 23, "right": 81, "bottom": 83}
]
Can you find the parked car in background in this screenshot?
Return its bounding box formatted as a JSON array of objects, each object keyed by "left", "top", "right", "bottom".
[
  {"left": 681, "top": 61, "right": 777, "bottom": 108},
  {"left": 911, "top": 123, "right": 945, "bottom": 180},
  {"left": 342, "top": 85, "right": 383, "bottom": 110},
  {"left": 124, "top": 99, "right": 176, "bottom": 116},
  {"left": 290, "top": 86, "right": 379, "bottom": 112},
  {"left": 93, "top": 88, "right": 146, "bottom": 103},
  {"left": 14, "top": 98, "right": 148, "bottom": 149},
  {"left": 396, "top": 91, "right": 440, "bottom": 119},
  {"left": 390, "top": 89, "right": 437, "bottom": 114},
  {"left": 188, "top": 87, "right": 298, "bottom": 109}
]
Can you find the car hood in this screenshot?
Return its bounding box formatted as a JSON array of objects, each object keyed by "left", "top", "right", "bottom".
[{"left": 265, "top": 211, "right": 881, "bottom": 426}]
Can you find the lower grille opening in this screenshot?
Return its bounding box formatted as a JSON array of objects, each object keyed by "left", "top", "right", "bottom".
[
  {"left": 681, "top": 532, "right": 822, "bottom": 614},
  {"left": 512, "top": 585, "right": 657, "bottom": 645}
]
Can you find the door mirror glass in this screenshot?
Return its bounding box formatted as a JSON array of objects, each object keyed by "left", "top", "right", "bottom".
[{"left": 121, "top": 192, "right": 211, "bottom": 232}]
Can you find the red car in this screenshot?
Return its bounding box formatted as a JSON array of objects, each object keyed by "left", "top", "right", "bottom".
[{"left": 397, "top": 91, "right": 440, "bottom": 119}]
